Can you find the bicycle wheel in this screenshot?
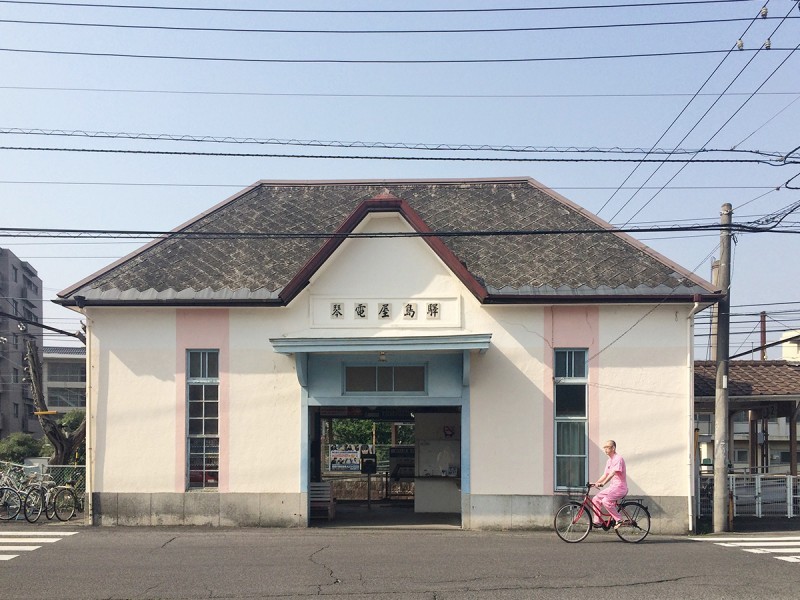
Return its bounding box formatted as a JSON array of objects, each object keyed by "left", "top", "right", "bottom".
[
  {"left": 24, "top": 486, "right": 44, "bottom": 523},
  {"left": 0, "top": 487, "right": 21, "bottom": 520},
  {"left": 53, "top": 488, "right": 77, "bottom": 522},
  {"left": 45, "top": 488, "right": 57, "bottom": 520},
  {"left": 554, "top": 502, "right": 592, "bottom": 543},
  {"left": 614, "top": 502, "right": 651, "bottom": 543}
]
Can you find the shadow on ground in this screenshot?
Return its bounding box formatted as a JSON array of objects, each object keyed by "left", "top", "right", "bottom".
[{"left": 311, "top": 500, "right": 461, "bottom": 529}]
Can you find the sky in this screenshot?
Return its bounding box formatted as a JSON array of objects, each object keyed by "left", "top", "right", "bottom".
[{"left": 0, "top": 0, "right": 798, "bottom": 358}]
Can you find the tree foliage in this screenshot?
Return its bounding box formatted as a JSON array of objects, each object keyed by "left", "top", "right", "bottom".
[
  {"left": 331, "top": 419, "right": 414, "bottom": 445},
  {"left": 0, "top": 432, "right": 47, "bottom": 463}
]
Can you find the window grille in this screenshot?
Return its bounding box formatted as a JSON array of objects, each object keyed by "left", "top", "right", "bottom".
[
  {"left": 554, "top": 349, "right": 588, "bottom": 490},
  {"left": 187, "top": 350, "right": 219, "bottom": 489}
]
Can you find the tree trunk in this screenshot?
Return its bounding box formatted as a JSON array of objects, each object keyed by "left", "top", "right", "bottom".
[{"left": 24, "top": 340, "right": 86, "bottom": 465}]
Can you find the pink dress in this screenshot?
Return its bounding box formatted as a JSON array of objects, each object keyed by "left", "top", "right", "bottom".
[{"left": 592, "top": 453, "right": 628, "bottom": 522}]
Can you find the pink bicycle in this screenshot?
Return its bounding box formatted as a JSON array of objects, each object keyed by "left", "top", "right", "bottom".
[{"left": 554, "top": 483, "right": 651, "bottom": 543}]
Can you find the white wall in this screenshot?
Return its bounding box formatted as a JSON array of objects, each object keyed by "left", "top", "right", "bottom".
[
  {"left": 88, "top": 308, "right": 178, "bottom": 492},
  {"left": 596, "top": 305, "right": 694, "bottom": 498}
]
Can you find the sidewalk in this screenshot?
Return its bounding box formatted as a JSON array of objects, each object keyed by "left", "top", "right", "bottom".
[
  {"left": 696, "top": 515, "right": 800, "bottom": 534},
  {"left": 731, "top": 517, "right": 800, "bottom": 532}
]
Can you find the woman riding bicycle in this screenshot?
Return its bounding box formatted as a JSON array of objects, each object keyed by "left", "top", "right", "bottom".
[{"left": 592, "top": 440, "right": 628, "bottom": 530}]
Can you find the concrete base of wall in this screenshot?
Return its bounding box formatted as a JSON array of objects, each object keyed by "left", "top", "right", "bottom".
[
  {"left": 92, "top": 492, "right": 307, "bottom": 527},
  {"left": 91, "top": 491, "right": 691, "bottom": 533},
  {"left": 462, "top": 494, "right": 691, "bottom": 534}
]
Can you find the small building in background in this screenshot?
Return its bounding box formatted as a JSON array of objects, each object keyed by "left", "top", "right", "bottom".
[
  {"left": 43, "top": 346, "right": 86, "bottom": 415},
  {"left": 781, "top": 330, "right": 800, "bottom": 363}
]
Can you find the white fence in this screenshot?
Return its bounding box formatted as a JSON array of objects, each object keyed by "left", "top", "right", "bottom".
[{"left": 698, "top": 474, "right": 800, "bottom": 518}]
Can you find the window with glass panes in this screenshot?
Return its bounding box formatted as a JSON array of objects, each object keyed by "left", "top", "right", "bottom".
[
  {"left": 187, "top": 350, "right": 219, "bottom": 489},
  {"left": 344, "top": 365, "right": 426, "bottom": 393},
  {"left": 554, "top": 349, "right": 588, "bottom": 490}
]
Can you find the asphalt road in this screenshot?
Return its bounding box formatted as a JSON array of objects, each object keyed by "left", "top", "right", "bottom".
[{"left": 2, "top": 523, "right": 799, "bottom": 600}]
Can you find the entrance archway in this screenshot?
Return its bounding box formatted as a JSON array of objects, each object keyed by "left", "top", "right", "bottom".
[{"left": 308, "top": 405, "right": 463, "bottom": 527}]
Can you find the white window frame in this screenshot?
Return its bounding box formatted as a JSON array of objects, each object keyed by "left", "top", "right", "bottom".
[
  {"left": 186, "top": 349, "right": 220, "bottom": 490},
  {"left": 343, "top": 364, "right": 428, "bottom": 395},
  {"left": 554, "top": 348, "right": 588, "bottom": 491}
]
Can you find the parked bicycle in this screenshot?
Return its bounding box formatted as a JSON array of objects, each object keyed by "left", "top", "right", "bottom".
[
  {"left": 554, "top": 483, "right": 651, "bottom": 543},
  {"left": 0, "top": 485, "right": 21, "bottom": 520},
  {"left": 1, "top": 462, "right": 41, "bottom": 521},
  {"left": 23, "top": 475, "right": 78, "bottom": 523}
]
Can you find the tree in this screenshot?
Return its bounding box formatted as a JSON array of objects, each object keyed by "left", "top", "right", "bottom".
[
  {"left": 23, "top": 340, "right": 86, "bottom": 465},
  {"left": 331, "top": 419, "right": 415, "bottom": 445},
  {"left": 0, "top": 432, "right": 47, "bottom": 463}
]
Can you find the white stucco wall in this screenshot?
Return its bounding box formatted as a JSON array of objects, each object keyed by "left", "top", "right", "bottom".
[
  {"left": 595, "top": 305, "right": 693, "bottom": 499},
  {"left": 227, "top": 308, "right": 306, "bottom": 493},
  {"left": 466, "top": 302, "right": 547, "bottom": 496},
  {"left": 88, "top": 308, "right": 178, "bottom": 492}
]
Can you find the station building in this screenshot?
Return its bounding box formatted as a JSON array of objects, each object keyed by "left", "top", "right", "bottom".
[{"left": 56, "top": 178, "right": 719, "bottom": 532}]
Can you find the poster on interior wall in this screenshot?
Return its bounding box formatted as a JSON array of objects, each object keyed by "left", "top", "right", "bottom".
[{"left": 328, "top": 444, "right": 374, "bottom": 472}]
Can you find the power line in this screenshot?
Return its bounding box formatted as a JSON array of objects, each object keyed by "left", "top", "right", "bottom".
[
  {"left": 0, "top": 180, "right": 782, "bottom": 191},
  {"left": 1, "top": 145, "right": 795, "bottom": 164},
  {"left": 0, "top": 0, "right": 757, "bottom": 15},
  {"left": 0, "top": 310, "right": 84, "bottom": 341},
  {"left": 614, "top": 4, "right": 800, "bottom": 225},
  {"left": 729, "top": 301, "right": 800, "bottom": 308},
  {"left": 606, "top": 2, "right": 780, "bottom": 223},
  {"left": 1, "top": 221, "right": 797, "bottom": 241},
  {"left": 3, "top": 86, "right": 798, "bottom": 99},
  {"left": 730, "top": 95, "right": 800, "bottom": 150},
  {"left": 4, "top": 16, "right": 794, "bottom": 35},
  {"left": 0, "top": 127, "right": 789, "bottom": 159},
  {"left": 596, "top": 1, "right": 769, "bottom": 219},
  {"left": 0, "top": 46, "right": 794, "bottom": 65}
]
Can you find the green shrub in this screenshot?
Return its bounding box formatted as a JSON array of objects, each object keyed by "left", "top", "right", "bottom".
[{"left": 0, "top": 432, "right": 47, "bottom": 463}]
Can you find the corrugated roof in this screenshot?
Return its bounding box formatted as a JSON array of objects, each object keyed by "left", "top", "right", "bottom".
[
  {"left": 43, "top": 346, "right": 86, "bottom": 356},
  {"left": 57, "top": 178, "right": 718, "bottom": 306}
]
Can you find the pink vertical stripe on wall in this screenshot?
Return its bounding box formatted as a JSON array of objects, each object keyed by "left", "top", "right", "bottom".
[
  {"left": 543, "top": 306, "right": 600, "bottom": 495},
  {"left": 176, "top": 309, "right": 230, "bottom": 493}
]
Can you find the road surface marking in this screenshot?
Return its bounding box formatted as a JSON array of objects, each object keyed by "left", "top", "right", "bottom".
[
  {"left": 0, "top": 531, "right": 79, "bottom": 536},
  {"left": 691, "top": 536, "right": 800, "bottom": 542},
  {"left": 0, "top": 537, "right": 61, "bottom": 543},
  {"left": 691, "top": 535, "right": 800, "bottom": 565},
  {"left": 0, "top": 532, "right": 78, "bottom": 563}
]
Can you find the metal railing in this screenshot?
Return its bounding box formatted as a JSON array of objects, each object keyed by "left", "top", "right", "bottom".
[{"left": 697, "top": 473, "right": 800, "bottom": 518}]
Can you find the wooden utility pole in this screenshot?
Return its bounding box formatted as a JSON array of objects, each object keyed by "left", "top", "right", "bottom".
[{"left": 713, "top": 203, "right": 732, "bottom": 532}]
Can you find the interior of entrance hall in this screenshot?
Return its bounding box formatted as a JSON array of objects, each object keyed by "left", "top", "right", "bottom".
[{"left": 308, "top": 406, "right": 463, "bottom": 526}]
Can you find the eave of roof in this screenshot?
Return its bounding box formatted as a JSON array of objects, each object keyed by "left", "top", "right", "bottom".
[
  {"left": 54, "top": 177, "right": 720, "bottom": 308},
  {"left": 694, "top": 360, "right": 800, "bottom": 398}
]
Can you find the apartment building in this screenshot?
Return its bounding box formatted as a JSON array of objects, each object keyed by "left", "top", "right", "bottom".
[
  {"left": 0, "top": 247, "right": 43, "bottom": 438},
  {"left": 43, "top": 346, "right": 86, "bottom": 415}
]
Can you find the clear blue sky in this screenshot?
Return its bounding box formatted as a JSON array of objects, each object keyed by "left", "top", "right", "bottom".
[{"left": 1, "top": 0, "right": 798, "bottom": 358}]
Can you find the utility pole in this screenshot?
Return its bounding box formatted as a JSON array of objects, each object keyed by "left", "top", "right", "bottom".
[{"left": 714, "top": 203, "right": 732, "bottom": 532}]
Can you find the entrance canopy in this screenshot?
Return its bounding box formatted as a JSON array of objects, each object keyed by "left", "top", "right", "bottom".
[
  {"left": 270, "top": 333, "right": 492, "bottom": 355},
  {"left": 270, "top": 334, "right": 491, "bottom": 388}
]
